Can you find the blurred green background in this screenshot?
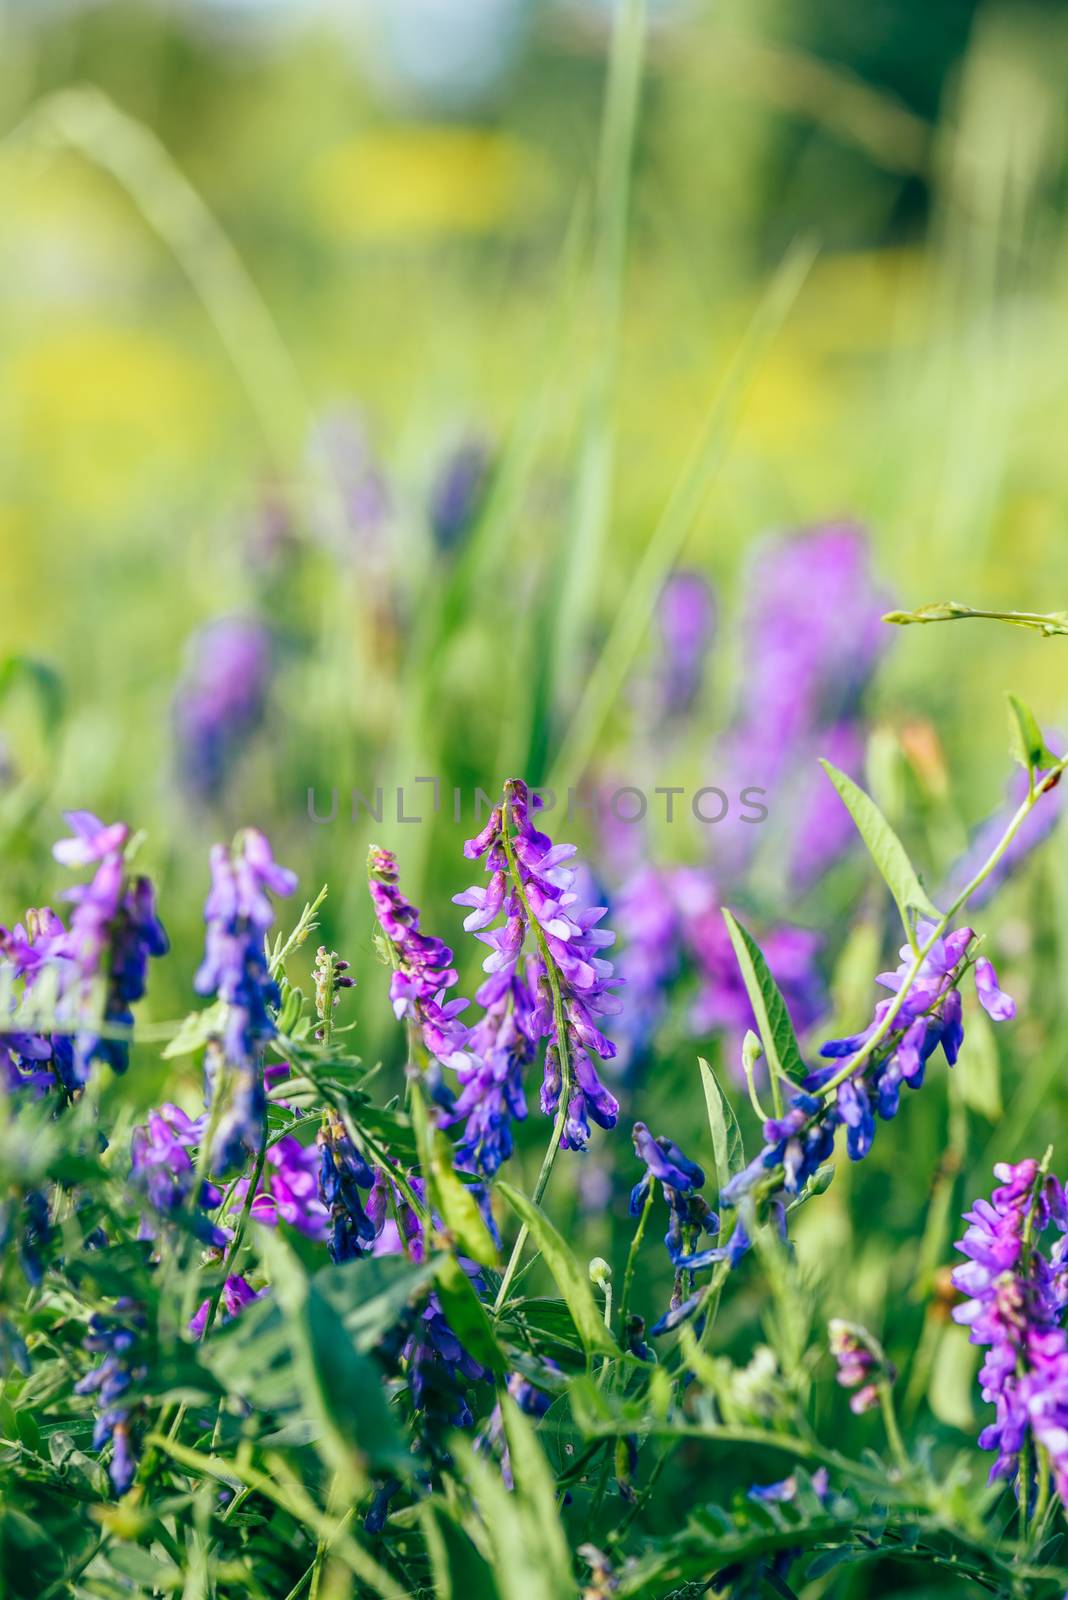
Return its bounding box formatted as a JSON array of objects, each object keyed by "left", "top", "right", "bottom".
[{"left": 4, "top": 1, "right": 1068, "bottom": 1527}]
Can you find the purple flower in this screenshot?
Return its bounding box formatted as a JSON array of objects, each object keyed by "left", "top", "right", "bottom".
[
  {"left": 606, "top": 866, "right": 681, "bottom": 1078},
  {"left": 318, "top": 1113, "right": 378, "bottom": 1261},
  {"left": 946, "top": 757, "right": 1065, "bottom": 908},
  {"left": 195, "top": 829, "right": 297, "bottom": 1171},
  {"left": 630, "top": 1122, "right": 723, "bottom": 1333},
  {"left": 456, "top": 780, "right": 622, "bottom": 1152},
  {"left": 189, "top": 1274, "right": 261, "bottom": 1340},
  {"left": 368, "top": 846, "right": 471, "bottom": 1108},
  {"left": 675, "top": 869, "right": 826, "bottom": 1070},
  {"left": 655, "top": 570, "right": 715, "bottom": 718},
  {"left": 450, "top": 964, "right": 536, "bottom": 1177},
  {"left": 428, "top": 436, "right": 490, "bottom": 553},
  {"left": 0, "top": 1186, "right": 51, "bottom": 1287},
  {"left": 173, "top": 617, "right": 273, "bottom": 804},
  {"left": 75, "top": 1302, "right": 146, "bottom": 1495},
  {"left": 828, "top": 1320, "right": 892, "bottom": 1415},
  {"left": 46, "top": 814, "right": 169, "bottom": 1085},
  {"left": 975, "top": 957, "right": 1015, "bottom": 1021},
  {"left": 231, "top": 1135, "right": 329, "bottom": 1240},
  {"left": 953, "top": 1160, "right": 1068, "bottom": 1500},
  {"left": 130, "top": 1103, "right": 226, "bottom": 1248},
  {"left": 712, "top": 524, "right": 890, "bottom": 877}
]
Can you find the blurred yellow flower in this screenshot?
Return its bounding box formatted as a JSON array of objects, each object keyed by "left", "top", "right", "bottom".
[
  {"left": 309, "top": 124, "right": 554, "bottom": 239},
  {"left": 7, "top": 322, "right": 217, "bottom": 518}
]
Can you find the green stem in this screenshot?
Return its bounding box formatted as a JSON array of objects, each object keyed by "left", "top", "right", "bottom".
[
  {"left": 878, "top": 1379, "right": 909, "bottom": 1475},
  {"left": 618, "top": 1184, "right": 654, "bottom": 1340}
]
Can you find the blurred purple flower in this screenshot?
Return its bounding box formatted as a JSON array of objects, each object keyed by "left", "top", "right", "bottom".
[
  {"left": 428, "top": 436, "right": 490, "bottom": 553},
  {"left": 656, "top": 570, "right": 715, "bottom": 719},
  {"left": 173, "top": 618, "right": 273, "bottom": 805}
]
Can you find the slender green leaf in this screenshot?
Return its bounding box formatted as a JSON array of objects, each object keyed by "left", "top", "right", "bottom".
[
  {"left": 819, "top": 759, "right": 941, "bottom": 928},
  {"left": 499, "top": 1397, "right": 573, "bottom": 1593},
  {"left": 428, "top": 1127, "right": 498, "bottom": 1267},
  {"left": 721, "top": 910, "right": 808, "bottom": 1086},
  {"left": 258, "top": 1229, "right": 408, "bottom": 1475},
  {"left": 699, "top": 1056, "right": 746, "bottom": 1193},
  {"left": 419, "top": 1502, "right": 500, "bottom": 1600},
  {"left": 495, "top": 1182, "right": 618, "bottom": 1355},
  {"left": 1008, "top": 693, "right": 1057, "bottom": 774}
]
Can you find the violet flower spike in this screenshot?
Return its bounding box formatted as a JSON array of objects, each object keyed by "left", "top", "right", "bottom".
[{"left": 454, "top": 780, "right": 623, "bottom": 1153}]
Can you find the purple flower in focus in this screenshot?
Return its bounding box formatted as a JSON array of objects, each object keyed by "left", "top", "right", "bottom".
[
  {"left": 318, "top": 1112, "right": 378, "bottom": 1261},
  {"left": 456, "top": 780, "right": 622, "bottom": 1152},
  {"left": 629, "top": 1122, "right": 723, "bottom": 1336},
  {"left": 451, "top": 964, "right": 536, "bottom": 1177},
  {"left": 953, "top": 1159, "right": 1068, "bottom": 1501},
  {"left": 173, "top": 618, "right": 273, "bottom": 804},
  {"left": 369, "top": 845, "right": 471, "bottom": 1109},
  {"left": 45, "top": 813, "right": 169, "bottom": 1085}
]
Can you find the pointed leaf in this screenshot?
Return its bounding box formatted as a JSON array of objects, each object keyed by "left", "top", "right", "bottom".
[
  {"left": 720, "top": 910, "right": 807, "bottom": 1086},
  {"left": 1007, "top": 693, "right": 1057, "bottom": 775},
  {"left": 499, "top": 1397, "right": 573, "bottom": 1593},
  {"left": 428, "top": 1127, "right": 498, "bottom": 1268},
  {"left": 699, "top": 1057, "right": 745, "bottom": 1194},
  {"left": 495, "top": 1181, "right": 618, "bottom": 1355},
  {"left": 819, "top": 758, "right": 941, "bottom": 928}
]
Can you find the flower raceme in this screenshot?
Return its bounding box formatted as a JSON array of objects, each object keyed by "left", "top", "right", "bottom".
[
  {"left": 953, "top": 1159, "right": 1068, "bottom": 1502},
  {"left": 456, "top": 778, "right": 622, "bottom": 1152},
  {"left": 717, "top": 923, "right": 1016, "bottom": 1273}
]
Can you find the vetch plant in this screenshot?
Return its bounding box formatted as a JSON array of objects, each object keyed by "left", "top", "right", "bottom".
[{"left": 4, "top": 667, "right": 1068, "bottom": 1599}]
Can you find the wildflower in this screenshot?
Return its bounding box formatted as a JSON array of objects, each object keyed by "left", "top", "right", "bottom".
[
  {"left": 44, "top": 814, "right": 170, "bottom": 1086},
  {"left": 606, "top": 867, "right": 680, "bottom": 1078},
  {"left": 828, "top": 1320, "right": 893, "bottom": 1415},
  {"left": 230, "top": 1135, "right": 329, "bottom": 1240},
  {"left": 451, "top": 963, "right": 536, "bottom": 1177},
  {"left": 195, "top": 829, "right": 297, "bottom": 1171},
  {"left": 317, "top": 1113, "right": 378, "bottom": 1261},
  {"left": 946, "top": 755, "right": 1065, "bottom": 908},
  {"left": 129, "top": 1103, "right": 226, "bottom": 1247},
  {"left": 713, "top": 524, "right": 890, "bottom": 877},
  {"left": 953, "top": 1159, "right": 1068, "bottom": 1499},
  {"left": 456, "top": 780, "right": 622, "bottom": 1151},
  {"left": 173, "top": 617, "right": 272, "bottom": 804},
  {"left": 428, "top": 436, "right": 489, "bottom": 552},
  {"left": 0, "top": 1186, "right": 52, "bottom": 1287},
  {"left": 75, "top": 1302, "right": 146, "bottom": 1495},
  {"left": 720, "top": 922, "right": 1017, "bottom": 1263},
  {"left": 630, "top": 1122, "right": 723, "bottom": 1336},
  {"left": 655, "top": 570, "right": 715, "bottom": 719},
  {"left": 675, "top": 869, "right": 825, "bottom": 1071},
  {"left": 369, "top": 845, "right": 471, "bottom": 1108},
  {"left": 189, "top": 1275, "right": 261, "bottom": 1340}
]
